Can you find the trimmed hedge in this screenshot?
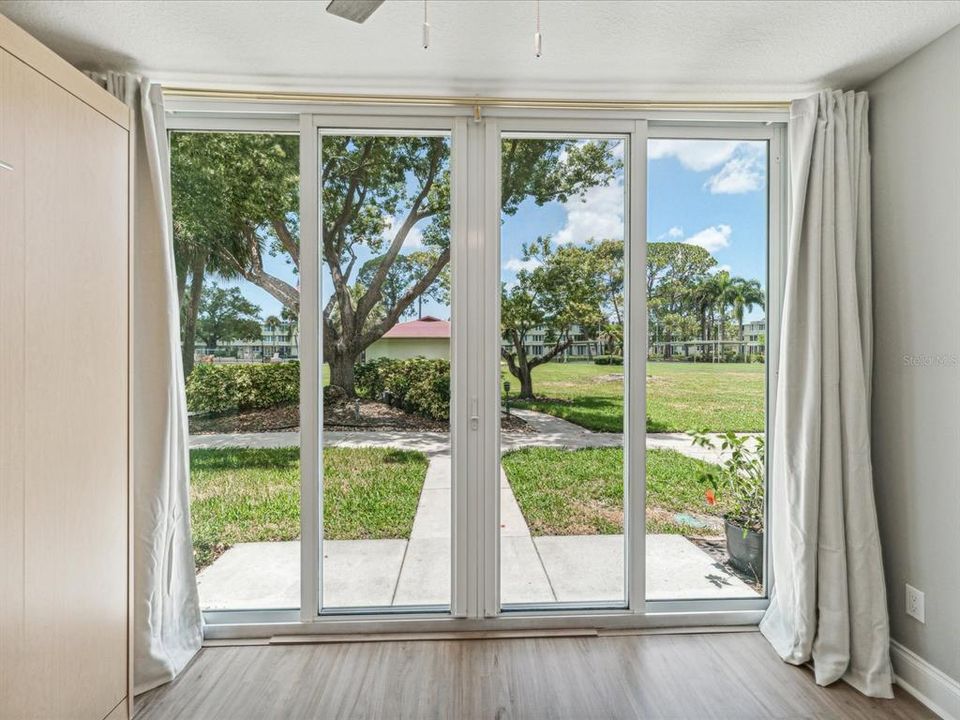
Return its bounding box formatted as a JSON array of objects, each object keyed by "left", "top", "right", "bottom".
[
  {"left": 355, "top": 357, "right": 450, "bottom": 421},
  {"left": 186, "top": 362, "right": 300, "bottom": 413},
  {"left": 594, "top": 355, "right": 624, "bottom": 366}
]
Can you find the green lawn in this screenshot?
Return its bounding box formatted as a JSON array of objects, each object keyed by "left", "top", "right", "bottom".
[
  {"left": 190, "top": 446, "right": 428, "bottom": 569},
  {"left": 504, "top": 361, "right": 764, "bottom": 433},
  {"left": 502, "top": 446, "right": 728, "bottom": 536}
]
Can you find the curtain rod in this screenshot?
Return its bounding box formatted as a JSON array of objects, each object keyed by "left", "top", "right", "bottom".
[{"left": 161, "top": 87, "right": 791, "bottom": 111}]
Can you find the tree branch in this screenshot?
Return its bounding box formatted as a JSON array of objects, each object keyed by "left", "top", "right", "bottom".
[
  {"left": 501, "top": 346, "right": 521, "bottom": 377},
  {"left": 271, "top": 219, "right": 299, "bottom": 268},
  {"left": 355, "top": 142, "right": 443, "bottom": 324},
  {"left": 222, "top": 228, "right": 301, "bottom": 313},
  {"left": 357, "top": 245, "right": 450, "bottom": 348},
  {"left": 529, "top": 336, "right": 573, "bottom": 369}
]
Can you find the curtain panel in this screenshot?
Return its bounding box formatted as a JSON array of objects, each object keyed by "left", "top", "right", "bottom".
[
  {"left": 99, "top": 73, "right": 203, "bottom": 694},
  {"left": 760, "top": 89, "right": 893, "bottom": 698}
]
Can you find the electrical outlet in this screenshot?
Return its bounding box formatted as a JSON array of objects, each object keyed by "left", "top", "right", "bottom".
[{"left": 905, "top": 584, "right": 925, "bottom": 623}]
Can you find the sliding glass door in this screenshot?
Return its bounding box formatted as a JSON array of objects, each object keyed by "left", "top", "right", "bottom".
[
  {"left": 182, "top": 110, "right": 780, "bottom": 628},
  {"left": 313, "top": 124, "right": 455, "bottom": 612},
  {"left": 170, "top": 130, "right": 303, "bottom": 613},
  {"left": 496, "top": 131, "right": 629, "bottom": 608},
  {"left": 644, "top": 129, "right": 775, "bottom": 602}
]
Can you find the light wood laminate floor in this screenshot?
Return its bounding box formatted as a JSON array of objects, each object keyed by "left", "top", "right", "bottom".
[{"left": 135, "top": 630, "right": 933, "bottom": 719}]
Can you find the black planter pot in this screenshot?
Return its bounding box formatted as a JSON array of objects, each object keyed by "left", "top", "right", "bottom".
[{"left": 724, "top": 518, "right": 763, "bottom": 578}]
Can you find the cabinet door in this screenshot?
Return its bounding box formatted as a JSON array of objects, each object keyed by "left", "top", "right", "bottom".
[
  {"left": 0, "top": 47, "right": 29, "bottom": 720},
  {"left": 0, "top": 48, "right": 129, "bottom": 720}
]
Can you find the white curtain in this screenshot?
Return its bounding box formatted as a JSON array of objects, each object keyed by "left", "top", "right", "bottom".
[
  {"left": 760, "top": 89, "right": 892, "bottom": 698},
  {"left": 101, "top": 74, "right": 203, "bottom": 694}
]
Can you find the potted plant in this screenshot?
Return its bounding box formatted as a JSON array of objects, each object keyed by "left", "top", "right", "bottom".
[{"left": 691, "top": 430, "right": 765, "bottom": 578}]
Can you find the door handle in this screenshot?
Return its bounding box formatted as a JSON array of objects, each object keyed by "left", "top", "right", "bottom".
[{"left": 0, "top": 160, "right": 12, "bottom": 172}]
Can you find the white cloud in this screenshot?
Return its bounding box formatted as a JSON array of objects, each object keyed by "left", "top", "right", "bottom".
[
  {"left": 402, "top": 225, "right": 424, "bottom": 248},
  {"left": 384, "top": 213, "right": 424, "bottom": 249},
  {"left": 656, "top": 226, "right": 685, "bottom": 241},
  {"left": 554, "top": 182, "right": 625, "bottom": 245},
  {"left": 648, "top": 139, "right": 741, "bottom": 172},
  {"left": 684, "top": 224, "right": 732, "bottom": 253},
  {"left": 649, "top": 140, "right": 766, "bottom": 195},
  {"left": 705, "top": 144, "right": 765, "bottom": 194},
  {"left": 504, "top": 257, "right": 542, "bottom": 273}
]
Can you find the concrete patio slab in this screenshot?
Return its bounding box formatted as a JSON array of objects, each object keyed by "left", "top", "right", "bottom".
[
  {"left": 392, "top": 537, "right": 450, "bottom": 607},
  {"left": 500, "top": 535, "right": 555, "bottom": 605},
  {"left": 197, "top": 533, "right": 757, "bottom": 611},
  {"left": 321, "top": 539, "right": 407, "bottom": 608},
  {"left": 532, "top": 535, "right": 625, "bottom": 604},
  {"left": 197, "top": 541, "right": 300, "bottom": 610},
  {"left": 531, "top": 534, "right": 757, "bottom": 603},
  {"left": 646, "top": 534, "right": 755, "bottom": 599}
]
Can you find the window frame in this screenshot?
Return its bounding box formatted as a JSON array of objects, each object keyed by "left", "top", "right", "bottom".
[{"left": 166, "top": 100, "right": 786, "bottom": 640}]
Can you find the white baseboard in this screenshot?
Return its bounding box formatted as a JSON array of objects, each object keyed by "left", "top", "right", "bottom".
[{"left": 891, "top": 640, "right": 960, "bottom": 720}]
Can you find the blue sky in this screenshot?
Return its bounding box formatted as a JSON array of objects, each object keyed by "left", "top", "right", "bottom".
[
  {"left": 218, "top": 138, "right": 767, "bottom": 323},
  {"left": 647, "top": 139, "right": 768, "bottom": 323}
]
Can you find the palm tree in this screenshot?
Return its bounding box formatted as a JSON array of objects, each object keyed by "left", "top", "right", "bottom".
[
  {"left": 729, "top": 278, "right": 765, "bottom": 361},
  {"left": 263, "top": 315, "right": 281, "bottom": 358},
  {"left": 280, "top": 306, "right": 300, "bottom": 358},
  {"left": 690, "top": 271, "right": 735, "bottom": 361},
  {"left": 690, "top": 278, "right": 718, "bottom": 360}
]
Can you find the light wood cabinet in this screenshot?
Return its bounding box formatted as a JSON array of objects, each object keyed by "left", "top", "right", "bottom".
[{"left": 1, "top": 17, "right": 131, "bottom": 720}]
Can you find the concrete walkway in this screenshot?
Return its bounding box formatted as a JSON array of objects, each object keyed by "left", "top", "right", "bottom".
[
  {"left": 189, "top": 408, "right": 744, "bottom": 466},
  {"left": 197, "top": 454, "right": 756, "bottom": 610}
]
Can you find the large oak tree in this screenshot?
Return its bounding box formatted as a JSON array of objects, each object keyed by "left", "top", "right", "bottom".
[{"left": 171, "top": 133, "right": 617, "bottom": 394}]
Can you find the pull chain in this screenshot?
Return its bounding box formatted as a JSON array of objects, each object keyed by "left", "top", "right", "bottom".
[
  {"left": 534, "top": 0, "right": 542, "bottom": 58},
  {"left": 423, "top": 0, "right": 430, "bottom": 49}
]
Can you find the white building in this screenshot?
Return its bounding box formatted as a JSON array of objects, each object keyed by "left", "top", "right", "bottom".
[{"left": 201, "top": 320, "right": 299, "bottom": 361}]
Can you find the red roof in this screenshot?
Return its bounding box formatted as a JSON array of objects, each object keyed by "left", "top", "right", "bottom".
[{"left": 381, "top": 315, "right": 450, "bottom": 339}]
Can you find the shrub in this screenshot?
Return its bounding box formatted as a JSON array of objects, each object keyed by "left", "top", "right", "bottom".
[
  {"left": 355, "top": 357, "right": 450, "bottom": 421},
  {"left": 594, "top": 355, "right": 624, "bottom": 366},
  {"left": 186, "top": 362, "right": 300, "bottom": 413}
]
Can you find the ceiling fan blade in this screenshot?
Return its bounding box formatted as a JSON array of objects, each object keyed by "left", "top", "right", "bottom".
[{"left": 325, "top": 0, "right": 385, "bottom": 23}]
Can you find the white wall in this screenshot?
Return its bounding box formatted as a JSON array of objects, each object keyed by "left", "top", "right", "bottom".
[{"left": 867, "top": 23, "right": 960, "bottom": 704}]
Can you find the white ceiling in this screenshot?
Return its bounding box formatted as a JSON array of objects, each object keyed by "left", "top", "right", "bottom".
[{"left": 1, "top": 0, "right": 958, "bottom": 100}]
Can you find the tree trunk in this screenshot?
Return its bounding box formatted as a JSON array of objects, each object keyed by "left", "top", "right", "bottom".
[
  {"left": 181, "top": 256, "right": 205, "bottom": 376},
  {"left": 176, "top": 264, "right": 188, "bottom": 309},
  {"left": 739, "top": 320, "right": 746, "bottom": 362},
  {"left": 518, "top": 370, "right": 534, "bottom": 399},
  {"left": 329, "top": 350, "right": 360, "bottom": 397}
]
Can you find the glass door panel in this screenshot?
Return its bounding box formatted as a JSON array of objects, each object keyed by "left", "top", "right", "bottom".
[
  {"left": 645, "top": 137, "right": 768, "bottom": 600},
  {"left": 170, "top": 130, "right": 303, "bottom": 612},
  {"left": 498, "top": 134, "right": 627, "bottom": 607},
  {"left": 319, "top": 131, "right": 452, "bottom": 610}
]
